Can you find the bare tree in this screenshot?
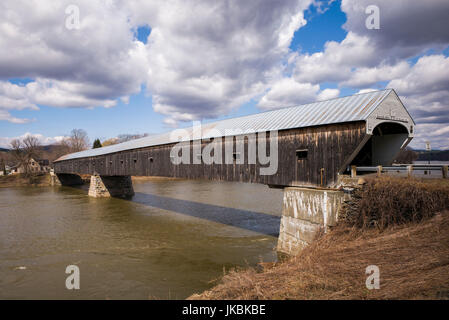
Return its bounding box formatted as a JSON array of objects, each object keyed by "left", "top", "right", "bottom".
[
  {"left": 0, "top": 157, "right": 5, "bottom": 175},
  {"left": 9, "top": 136, "right": 42, "bottom": 174},
  {"left": 10, "top": 139, "right": 26, "bottom": 170},
  {"left": 62, "top": 129, "right": 90, "bottom": 153},
  {"left": 23, "top": 136, "right": 41, "bottom": 159}
]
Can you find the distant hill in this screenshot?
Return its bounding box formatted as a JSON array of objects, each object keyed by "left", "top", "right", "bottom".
[
  {"left": 0, "top": 148, "right": 9, "bottom": 152},
  {"left": 415, "top": 149, "right": 449, "bottom": 161}
]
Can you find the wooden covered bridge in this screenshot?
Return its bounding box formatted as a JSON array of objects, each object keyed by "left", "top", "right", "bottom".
[
  {"left": 54, "top": 89, "right": 414, "bottom": 191},
  {"left": 53, "top": 89, "right": 415, "bottom": 255}
]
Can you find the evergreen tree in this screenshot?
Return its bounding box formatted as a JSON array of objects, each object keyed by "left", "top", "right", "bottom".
[{"left": 93, "top": 139, "right": 102, "bottom": 149}]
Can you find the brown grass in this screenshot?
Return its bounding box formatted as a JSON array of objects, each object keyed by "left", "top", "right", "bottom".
[
  {"left": 190, "top": 178, "right": 449, "bottom": 300},
  {"left": 191, "top": 212, "right": 449, "bottom": 300},
  {"left": 340, "top": 177, "right": 449, "bottom": 230},
  {"left": 0, "top": 173, "right": 52, "bottom": 187}
]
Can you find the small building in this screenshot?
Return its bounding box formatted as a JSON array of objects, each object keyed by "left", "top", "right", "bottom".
[{"left": 11, "top": 158, "right": 50, "bottom": 174}]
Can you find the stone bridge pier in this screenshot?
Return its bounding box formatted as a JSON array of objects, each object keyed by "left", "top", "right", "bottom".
[
  {"left": 51, "top": 170, "right": 134, "bottom": 199},
  {"left": 88, "top": 174, "right": 134, "bottom": 198},
  {"left": 277, "top": 187, "right": 350, "bottom": 256}
]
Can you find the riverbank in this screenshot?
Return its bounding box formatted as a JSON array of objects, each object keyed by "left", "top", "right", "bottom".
[
  {"left": 0, "top": 173, "right": 184, "bottom": 188},
  {"left": 0, "top": 173, "right": 52, "bottom": 187},
  {"left": 190, "top": 177, "right": 449, "bottom": 300}
]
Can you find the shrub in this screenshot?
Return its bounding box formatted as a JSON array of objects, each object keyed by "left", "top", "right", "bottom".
[{"left": 340, "top": 177, "right": 449, "bottom": 229}]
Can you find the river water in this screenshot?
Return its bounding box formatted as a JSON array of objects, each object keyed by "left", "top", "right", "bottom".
[{"left": 0, "top": 179, "right": 283, "bottom": 299}]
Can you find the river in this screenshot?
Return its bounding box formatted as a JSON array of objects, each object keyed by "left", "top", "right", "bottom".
[{"left": 0, "top": 179, "right": 283, "bottom": 299}]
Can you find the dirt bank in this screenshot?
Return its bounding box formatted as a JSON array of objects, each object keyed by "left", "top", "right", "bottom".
[
  {"left": 190, "top": 177, "right": 449, "bottom": 300},
  {"left": 0, "top": 173, "right": 53, "bottom": 188},
  {"left": 190, "top": 211, "right": 449, "bottom": 300}
]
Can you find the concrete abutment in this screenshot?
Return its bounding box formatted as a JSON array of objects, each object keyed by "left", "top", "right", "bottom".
[{"left": 277, "top": 187, "right": 350, "bottom": 256}]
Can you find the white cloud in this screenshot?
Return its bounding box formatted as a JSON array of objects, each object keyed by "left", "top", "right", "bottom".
[
  {"left": 342, "top": 0, "right": 449, "bottom": 58},
  {"left": 128, "top": 0, "right": 312, "bottom": 125},
  {"left": 0, "top": 0, "right": 314, "bottom": 125},
  {"left": 0, "top": 132, "right": 67, "bottom": 148},
  {"left": 257, "top": 78, "right": 339, "bottom": 110},
  {"left": 0, "top": 0, "right": 148, "bottom": 123},
  {"left": 257, "top": 79, "right": 319, "bottom": 109},
  {"left": 0, "top": 110, "right": 33, "bottom": 124},
  {"left": 383, "top": 55, "right": 449, "bottom": 149},
  {"left": 0, "top": 0, "right": 448, "bottom": 150},
  {"left": 283, "top": 0, "right": 449, "bottom": 149},
  {"left": 341, "top": 61, "right": 410, "bottom": 88},
  {"left": 317, "top": 88, "right": 340, "bottom": 101}
]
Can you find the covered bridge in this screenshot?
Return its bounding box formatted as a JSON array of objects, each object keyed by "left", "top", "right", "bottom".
[{"left": 54, "top": 89, "right": 414, "bottom": 189}]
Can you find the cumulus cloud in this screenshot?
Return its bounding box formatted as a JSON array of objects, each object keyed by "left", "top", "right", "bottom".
[
  {"left": 0, "top": 0, "right": 448, "bottom": 150},
  {"left": 127, "top": 0, "right": 312, "bottom": 125},
  {"left": 257, "top": 78, "right": 339, "bottom": 110},
  {"left": 0, "top": 0, "right": 148, "bottom": 123},
  {"left": 342, "top": 0, "right": 449, "bottom": 59},
  {"left": 386, "top": 55, "right": 449, "bottom": 149},
  {"left": 282, "top": 0, "right": 449, "bottom": 149},
  {"left": 289, "top": 0, "right": 449, "bottom": 87},
  {"left": 0, "top": 0, "right": 315, "bottom": 125}
]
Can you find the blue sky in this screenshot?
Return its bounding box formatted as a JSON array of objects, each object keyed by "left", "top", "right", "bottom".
[
  {"left": 1, "top": 0, "right": 448, "bottom": 149},
  {"left": 2, "top": 1, "right": 349, "bottom": 140}
]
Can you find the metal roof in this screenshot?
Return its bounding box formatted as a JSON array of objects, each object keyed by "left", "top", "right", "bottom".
[{"left": 56, "top": 89, "right": 393, "bottom": 161}]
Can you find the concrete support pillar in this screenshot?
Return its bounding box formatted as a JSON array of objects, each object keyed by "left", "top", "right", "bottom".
[
  {"left": 277, "top": 187, "right": 349, "bottom": 256},
  {"left": 88, "top": 174, "right": 134, "bottom": 198}
]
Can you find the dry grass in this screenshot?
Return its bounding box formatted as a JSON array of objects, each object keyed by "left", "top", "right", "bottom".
[
  {"left": 190, "top": 178, "right": 449, "bottom": 300},
  {"left": 0, "top": 173, "right": 51, "bottom": 187},
  {"left": 340, "top": 177, "right": 449, "bottom": 230},
  {"left": 191, "top": 212, "right": 449, "bottom": 300}
]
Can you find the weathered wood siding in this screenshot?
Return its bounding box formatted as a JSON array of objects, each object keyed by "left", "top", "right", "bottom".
[{"left": 54, "top": 121, "right": 367, "bottom": 187}]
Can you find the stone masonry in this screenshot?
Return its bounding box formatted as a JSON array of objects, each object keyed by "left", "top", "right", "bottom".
[{"left": 88, "top": 174, "right": 134, "bottom": 198}]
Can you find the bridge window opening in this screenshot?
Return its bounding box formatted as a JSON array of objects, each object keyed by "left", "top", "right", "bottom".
[
  {"left": 133, "top": 159, "right": 137, "bottom": 163},
  {"left": 149, "top": 157, "right": 154, "bottom": 163},
  {"left": 120, "top": 160, "right": 124, "bottom": 165},
  {"left": 296, "top": 149, "right": 308, "bottom": 161},
  {"left": 233, "top": 152, "right": 240, "bottom": 162}
]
